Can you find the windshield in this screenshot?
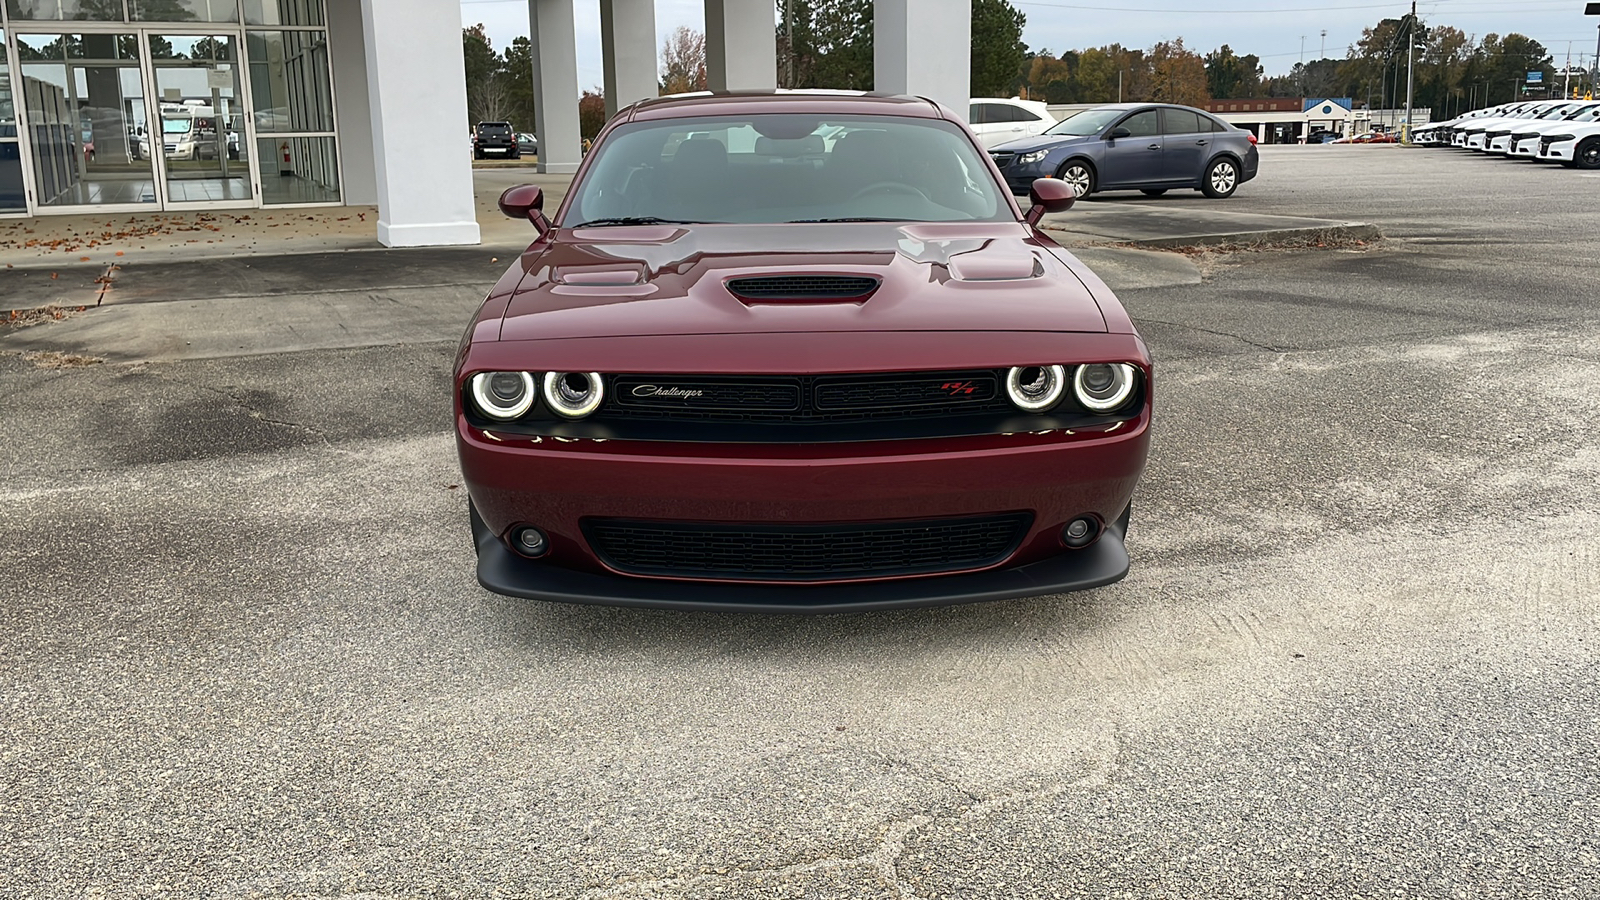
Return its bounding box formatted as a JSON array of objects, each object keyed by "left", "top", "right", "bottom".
[
  {"left": 1044, "top": 108, "right": 1124, "bottom": 137},
  {"left": 562, "top": 113, "right": 1011, "bottom": 225},
  {"left": 162, "top": 118, "right": 192, "bottom": 134}
]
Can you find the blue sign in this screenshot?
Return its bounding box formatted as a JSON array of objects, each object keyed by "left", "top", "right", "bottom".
[{"left": 1527, "top": 71, "right": 1544, "bottom": 83}]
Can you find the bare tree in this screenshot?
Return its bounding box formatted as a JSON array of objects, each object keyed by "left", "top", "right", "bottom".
[
  {"left": 471, "top": 74, "right": 511, "bottom": 125},
  {"left": 660, "top": 26, "right": 707, "bottom": 94}
]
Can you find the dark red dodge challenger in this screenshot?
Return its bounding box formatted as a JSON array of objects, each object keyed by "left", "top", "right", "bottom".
[{"left": 454, "top": 92, "right": 1152, "bottom": 613}]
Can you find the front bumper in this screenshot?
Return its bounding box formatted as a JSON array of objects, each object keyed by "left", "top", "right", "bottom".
[
  {"left": 459, "top": 413, "right": 1150, "bottom": 610},
  {"left": 472, "top": 505, "right": 1130, "bottom": 613},
  {"left": 1540, "top": 138, "right": 1577, "bottom": 162}
]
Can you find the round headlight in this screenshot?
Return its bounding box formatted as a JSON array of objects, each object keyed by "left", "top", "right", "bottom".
[
  {"left": 1005, "top": 365, "right": 1066, "bottom": 411},
  {"left": 470, "top": 371, "right": 536, "bottom": 420},
  {"left": 1073, "top": 363, "right": 1137, "bottom": 412},
  {"left": 543, "top": 371, "right": 605, "bottom": 418}
]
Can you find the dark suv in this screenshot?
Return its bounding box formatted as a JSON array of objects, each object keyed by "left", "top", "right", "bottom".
[{"left": 473, "top": 122, "right": 519, "bottom": 159}]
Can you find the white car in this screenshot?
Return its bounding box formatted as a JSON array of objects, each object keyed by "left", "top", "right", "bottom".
[
  {"left": 1505, "top": 103, "right": 1600, "bottom": 157},
  {"left": 1533, "top": 121, "right": 1600, "bottom": 168},
  {"left": 1414, "top": 105, "right": 1511, "bottom": 146},
  {"left": 1456, "top": 101, "right": 1566, "bottom": 149},
  {"left": 967, "top": 98, "right": 1056, "bottom": 149},
  {"left": 1481, "top": 102, "right": 1593, "bottom": 153}
]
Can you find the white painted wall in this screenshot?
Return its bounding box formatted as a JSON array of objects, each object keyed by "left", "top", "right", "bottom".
[{"left": 327, "top": 0, "right": 376, "bottom": 206}]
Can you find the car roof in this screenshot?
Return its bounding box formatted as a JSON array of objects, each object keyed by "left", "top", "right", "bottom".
[{"left": 625, "top": 91, "right": 947, "bottom": 122}]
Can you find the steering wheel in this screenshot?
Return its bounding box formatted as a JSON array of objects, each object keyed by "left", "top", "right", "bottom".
[{"left": 850, "top": 181, "right": 930, "bottom": 201}]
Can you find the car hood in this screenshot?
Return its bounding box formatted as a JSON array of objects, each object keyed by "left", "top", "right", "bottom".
[
  {"left": 990, "top": 132, "right": 1095, "bottom": 153},
  {"left": 498, "top": 222, "right": 1108, "bottom": 341}
]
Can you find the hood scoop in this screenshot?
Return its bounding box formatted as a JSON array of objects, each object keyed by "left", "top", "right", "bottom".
[{"left": 726, "top": 275, "right": 880, "bottom": 303}]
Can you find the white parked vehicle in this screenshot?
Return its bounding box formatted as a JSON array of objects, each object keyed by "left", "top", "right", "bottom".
[
  {"left": 1532, "top": 121, "right": 1600, "bottom": 168},
  {"left": 1481, "top": 102, "right": 1593, "bottom": 153},
  {"left": 1504, "top": 102, "right": 1600, "bottom": 157},
  {"left": 1414, "top": 104, "right": 1512, "bottom": 146},
  {"left": 967, "top": 98, "right": 1056, "bottom": 149},
  {"left": 1455, "top": 101, "right": 1566, "bottom": 149}
]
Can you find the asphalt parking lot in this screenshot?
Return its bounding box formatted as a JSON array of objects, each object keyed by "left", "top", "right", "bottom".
[{"left": 3, "top": 145, "right": 1598, "bottom": 898}]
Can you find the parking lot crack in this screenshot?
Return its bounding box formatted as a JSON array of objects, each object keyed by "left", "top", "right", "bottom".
[
  {"left": 1137, "top": 317, "right": 1286, "bottom": 353},
  {"left": 146, "top": 370, "right": 329, "bottom": 441}
]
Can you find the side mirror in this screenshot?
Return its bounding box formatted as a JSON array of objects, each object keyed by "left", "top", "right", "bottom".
[
  {"left": 1107, "top": 126, "right": 1132, "bottom": 140},
  {"left": 498, "top": 184, "right": 550, "bottom": 237},
  {"left": 1024, "top": 178, "right": 1075, "bottom": 226}
]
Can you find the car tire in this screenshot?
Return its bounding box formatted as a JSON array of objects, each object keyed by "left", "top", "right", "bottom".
[
  {"left": 1055, "top": 160, "right": 1095, "bottom": 198},
  {"left": 1140, "top": 189, "right": 1167, "bottom": 197},
  {"left": 1576, "top": 138, "right": 1600, "bottom": 170},
  {"left": 474, "top": 149, "right": 484, "bottom": 160},
  {"left": 1201, "top": 157, "right": 1239, "bottom": 199},
  {"left": 510, "top": 149, "right": 521, "bottom": 160}
]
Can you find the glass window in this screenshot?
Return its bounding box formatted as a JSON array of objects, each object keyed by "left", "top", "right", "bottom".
[
  {"left": 4, "top": 0, "right": 124, "bottom": 20},
  {"left": 968, "top": 103, "right": 993, "bottom": 125},
  {"left": 130, "top": 0, "right": 239, "bottom": 21},
  {"left": 246, "top": 29, "right": 333, "bottom": 133},
  {"left": 257, "top": 134, "right": 338, "bottom": 204},
  {"left": 1162, "top": 108, "right": 1203, "bottom": 135},
  {"left": 244, "top": 0, "right": 323, "bottom": 26},
  {"left": 1118, "top": 110, "right": 1160, "bottom": 137},
  {"left": 566, "top": 114, "right": 1008, "bottom": 226},
  {"left": 1044, "top": 108, "right": 1122, "bottom": 137},
  {"left": 1, "top": 27, "right": 25, "bottom": 212}
]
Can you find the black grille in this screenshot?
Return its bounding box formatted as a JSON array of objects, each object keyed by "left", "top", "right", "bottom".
[
  {"left": 726, "top": 276, "right": 878, "bottom": 300},
  {"left": 607, "top": 371, "right": 1010, "bottom": 423},
  {"left": 584, "top": 513, "right": 1032, "bottom": 581},
  {"left": 989, "top": 151, "right": 1016, "bottom": 168}
]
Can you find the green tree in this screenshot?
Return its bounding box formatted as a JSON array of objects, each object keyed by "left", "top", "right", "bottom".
[
  {"left": 501, "top": 37, "right": 537, "bottom": 135},
  {"left": 970, "top": 0, "right": 1027, "bottom": 97},
  {"left": 1147, "top": 37, "right": 1207, "bottom": 105},
  {"left": 462, "top": 24, "right": 502, "bottom": 125}
]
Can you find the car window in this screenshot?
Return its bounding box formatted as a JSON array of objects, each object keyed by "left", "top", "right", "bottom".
[
  {"left": 968, "top": 104, "right": 994, "bottom": 125},
  {"left": 1044, "top": 108, "right": 1123, "bottom": 136},
  {"left": 567, "top": 113, "right": 1011, "bottom": 225},
  {"left": 1162, "top": 108, "right": 1204, "bottom": 135},
  {"left": 1118, "top": 110, "right": 1160, "bottom": 138},
  {"left": 1008, "top": 105, "right": 1042, "bottom": 123}
]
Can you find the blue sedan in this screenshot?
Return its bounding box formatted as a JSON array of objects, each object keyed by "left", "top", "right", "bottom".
[{"left": 989, "top": 103, "right": 1260, "bottom": 199}]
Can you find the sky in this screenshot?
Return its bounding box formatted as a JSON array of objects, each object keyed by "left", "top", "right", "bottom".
[{"left": 459, "top": 0, "right": 1600, "bottom": 93}]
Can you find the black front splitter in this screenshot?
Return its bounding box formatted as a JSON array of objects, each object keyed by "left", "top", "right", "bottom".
[{"left": 473, "top": 525, "right": 1129, "bottom": 614}]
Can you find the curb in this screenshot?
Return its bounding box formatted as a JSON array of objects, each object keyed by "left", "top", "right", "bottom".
[{"left": 1045, "top": 221, "right": 1382, "bottom": 250}]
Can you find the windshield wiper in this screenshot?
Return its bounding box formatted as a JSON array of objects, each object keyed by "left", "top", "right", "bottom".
[
  {"left": 569, "top": 216, "right": 713, "bottom": 227},
  {"left": 785, "top": 217, "right": 916, "bottom": 223}
]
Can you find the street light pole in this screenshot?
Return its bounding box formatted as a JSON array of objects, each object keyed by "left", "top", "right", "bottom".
[{"left": 1403, "top": 2, "right": 1415, "bottom": 143}]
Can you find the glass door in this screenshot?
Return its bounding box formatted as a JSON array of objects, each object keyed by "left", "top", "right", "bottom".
[
  {"left": 141, "top": 31, "right": 255, "bottom": 208},
  {"left": 1, "top": 27, "right": 25, "bottom": 213},
  {"left": 13, "top": 30, "right": 159, "bottom": 210}
]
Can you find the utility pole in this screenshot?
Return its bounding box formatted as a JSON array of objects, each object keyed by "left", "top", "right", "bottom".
[
  {"left": 1299, "top": 35, "right": 1306, "bottom": 95},
  {"left": 1403, "top": 1, "right": 1415, "bottom": 143}
]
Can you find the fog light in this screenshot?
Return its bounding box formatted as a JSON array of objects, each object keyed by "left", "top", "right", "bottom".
[
  {"left": 513, "top": 526, "right": 548, "bottom": 557},
  {"left": 1061, "top": 516, "right": 1099, "bottom": 548}
]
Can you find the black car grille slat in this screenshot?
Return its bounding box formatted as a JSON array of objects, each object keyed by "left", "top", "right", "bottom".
[
  {"left": 584, "top": 513, "right": 1033, "bottom": 581},
  {"left": 726, "top": 276, "right": 878, "bottom": 299},
  {"left": 989, "top": 151, "right": 1016, "bottom": 168},
  {"left": 604, "top": 371, "right": 1011, "bottom": 423}
]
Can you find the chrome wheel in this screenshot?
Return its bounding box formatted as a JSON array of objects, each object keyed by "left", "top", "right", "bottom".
[
  {"left": 1202, "top": 159, "right": 1238, "bottom": 198},
  {"left": 1057, "top": 162, "right": 1093, "bottom": 198}
]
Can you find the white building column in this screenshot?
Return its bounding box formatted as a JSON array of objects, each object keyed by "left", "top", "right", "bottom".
[
  {"left": 874, "top": 0, "right": 970, "bottom": 115},
  {"left": 529, "top": 0, "right": 583, "bottom": 174},
  {"left": 601, "top": 0, "right": 658, "bottom": 116},
  {"left": 357, "top": 0, "right": 479, "bottom": 246},
  {"left": 705, "top": 0, "right": 776, "bottom": 92},
  {"left": 327, "top": 0, "right": 375, "bottom": 206}
]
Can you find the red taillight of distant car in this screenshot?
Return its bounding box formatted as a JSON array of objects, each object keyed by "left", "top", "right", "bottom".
[{"left": 1247, "top": 133, "right": 1258, "bottom": 145}]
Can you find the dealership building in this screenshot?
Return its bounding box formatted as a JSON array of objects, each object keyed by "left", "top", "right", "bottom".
[{"left": 0, "top": 0, "right": 972, "bottom": 246}]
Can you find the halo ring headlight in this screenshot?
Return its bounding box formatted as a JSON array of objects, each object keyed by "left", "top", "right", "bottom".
[
  {"left": 543, "top": 371, "right": 605, "bottom": 418},
  {"left": 470, "top": 371, "right": 537, "bottom": 420},
  {"left": 1073, "top": 363, "right": 1137, "bottom": 412},
  {"left": 1005, "top": 365, "right": 1067, "bottom": 411}
]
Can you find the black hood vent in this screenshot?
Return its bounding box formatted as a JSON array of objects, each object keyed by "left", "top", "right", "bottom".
[{"left": 726, "top": 275, "right": 879, "bottom": 301}]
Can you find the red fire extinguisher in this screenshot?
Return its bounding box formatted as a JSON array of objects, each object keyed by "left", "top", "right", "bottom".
[{"left": 279, "top": 141, "right": 293, "bottom": 176}]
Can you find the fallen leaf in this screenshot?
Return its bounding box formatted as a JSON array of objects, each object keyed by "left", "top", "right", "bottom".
[{"left": 50, "top": 272, "right": 58, "bottom": 280}]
